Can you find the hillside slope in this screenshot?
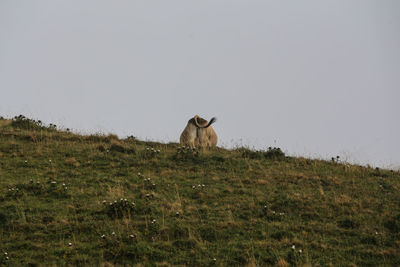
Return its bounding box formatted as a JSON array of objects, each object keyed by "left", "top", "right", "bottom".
[{"left": 0, "top": 116, "right": 399, "bottom": 266}]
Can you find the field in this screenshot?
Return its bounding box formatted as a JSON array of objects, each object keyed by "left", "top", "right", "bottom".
[{"left": 0, "top": 116, "right": 399, "bottom": 266}]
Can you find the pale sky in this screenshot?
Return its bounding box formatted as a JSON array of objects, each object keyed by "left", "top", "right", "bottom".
[{"left": 1, "top": 1, "right": 399, "bottom": 169}]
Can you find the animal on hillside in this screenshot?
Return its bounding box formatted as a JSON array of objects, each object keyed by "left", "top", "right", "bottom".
[{"left": 180, "top": 115, "right": 218, "bottom": 148}]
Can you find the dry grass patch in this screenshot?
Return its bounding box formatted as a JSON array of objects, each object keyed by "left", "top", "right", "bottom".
[{"left": 276, "top": 258, "right": 289, "bottom": 267}]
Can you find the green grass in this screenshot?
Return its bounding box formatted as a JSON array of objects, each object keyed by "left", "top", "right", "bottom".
[{"left": 0, "top": 116, "right": 399, "bottom": 266}]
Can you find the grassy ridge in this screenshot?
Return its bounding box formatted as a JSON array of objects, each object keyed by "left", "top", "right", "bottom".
[{"left": 0, "top": 116, "right": 399, "bottom": 266}]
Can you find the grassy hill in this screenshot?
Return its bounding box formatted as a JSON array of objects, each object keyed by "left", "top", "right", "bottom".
[{"left": 0, "top": 116, "right": 399, "bottom": 266}]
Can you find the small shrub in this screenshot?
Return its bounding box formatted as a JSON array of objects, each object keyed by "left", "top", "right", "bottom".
[
  {"left": 108, "top": 140, "right": 135, "bottom": 154},
  {"left": 263, "top": 147, "right": 285, "bottom": 160},
  {"left": 331, "top": 156, "right": 340, "bottom": 163},
  {"left": 140, "top": 147, "right": 160, "bottom": 159},
  {"left": 172, "top": 146, "right": 199, "bottom": 161},
  {"left": 103, "top": 199, "right": 136, "bottom": 219},
  {"left": 9, "top": 115, "right": 60, "bottom": 131},
  {"left": 109, "top": 140, "right": 126, "bottom": 153},
  {"left": 126, "top": 135, "right": 136, "bottom": 141},
  {"left": 106, "top": 134, "right": 119, "bottom": 142},
  {"left": 5, "top": 187, "right": 24, "bottom": 198},
  {"left": 5, "top": 180, "right": 69, "bottom": 199},
  {"left": 48, "top": 123, "right": 57, "bottom": 130},
  {"left": 240, "top": 148, "right": 263, "bottom": 159},
  {"left": 240, "top": 147, "right": 285, "bottom": 160},
  {"left": 10, "top": 115, "right": 45, "bottom": 130}
]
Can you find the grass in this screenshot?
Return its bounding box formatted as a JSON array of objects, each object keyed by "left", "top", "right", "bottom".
[{"left": 0, "top": 116, "right": 399, "bottom": 266}]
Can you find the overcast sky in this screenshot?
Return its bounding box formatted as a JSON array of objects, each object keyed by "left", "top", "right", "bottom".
[{"left": 1, "top": 0, "right": 399, "bottom": 169}]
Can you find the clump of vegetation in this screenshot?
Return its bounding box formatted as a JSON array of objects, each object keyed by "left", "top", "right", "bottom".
[
  {"left": 240, "top": 146, "right": 285, "bottom": 160},
  {"left": 96, "top": 139, "right": 135, "bottom": 154},
  {"left": 264, "top": 146, "right": 285, "bottom": 159},
  {"left": 140, "top": 147, "right": 161, "bottom": 159},
  {"left": 103, "top": 199, "right": 136, "bottom": 219},
  {"left": 109, "top": 139, "right": 135, "bottom": 154},
  {"left": 172, "top": 146, "right": 200, "bottom": 161},
  {"left": 125, "top": 135, "right": 136, "bottom": 141},
  {"left": 10, "top": 114, "right": 46, "bottom": 130},
  {"left": 3, "top": 179, "right": 69, "bottom": 200},
  {"left": 331, "top": 155, "right": 340, "bottom": 163}
]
